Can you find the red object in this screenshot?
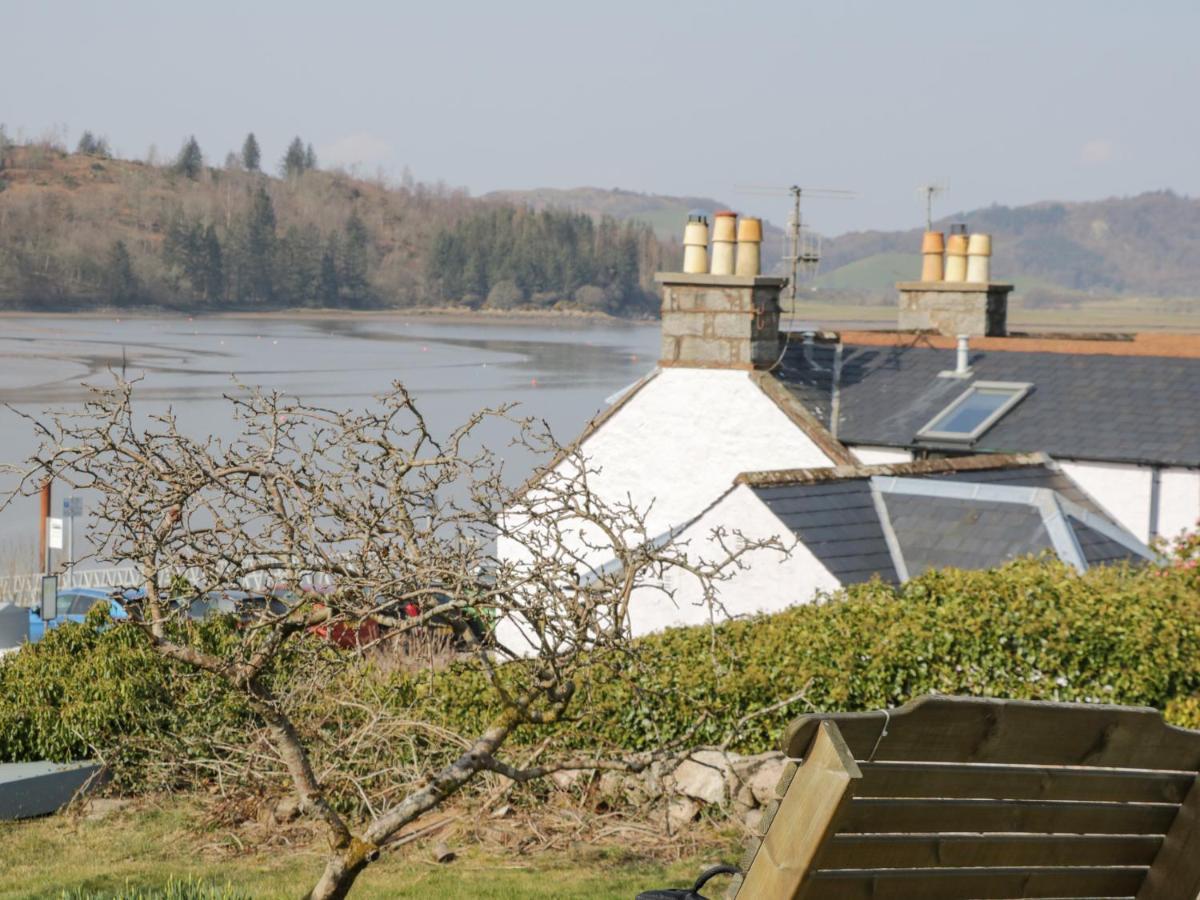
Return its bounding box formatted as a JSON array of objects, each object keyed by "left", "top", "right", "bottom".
[{"left": 308, "top": 601, "right": 381, "bottom": 649}]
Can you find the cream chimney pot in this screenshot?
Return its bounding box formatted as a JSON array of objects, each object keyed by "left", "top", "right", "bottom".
[
  {"left": 735, "top": 217, "right": 763, "bottom": 276},
  {"left": 682, "top": 212, "right": 709, "bottom": 275},
  {"left": 921, "top": 231, "right": 945, "bottom": 282},
  {"left": 710, "top": 212, "right": 737, "bottom": 276},
  {"left": 944, "top": 233, "right": 969, "bottom": 282},
  {"left": 966, "top": 233, "right": 992, "bottom": 283}
]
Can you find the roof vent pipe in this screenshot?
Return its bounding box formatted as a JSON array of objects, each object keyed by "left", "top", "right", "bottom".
[
  {"left": 682, "top": 211, "right": 709, "bottom": 274},
  {"left": 735, "top": 217, "right": 763, "bottom": 276},
  {"left": 801, "top": 330, "right": 825, "bottom": 371},
  {"left": 956, "top": 334, "right": 970, "bottom": 375},
  {"left": 966, "top": 233, "right": 992, "bottom": 283},
  {"left": 921, "top": 231, "right": 945, "bottom": 282},
  {"left": 710, "top": 211, "right": 737, "bottom": 276}
]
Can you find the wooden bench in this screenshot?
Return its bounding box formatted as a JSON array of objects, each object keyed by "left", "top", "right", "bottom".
[{"left": 730, "top": 695, "right": 1200, "bottom": 899}]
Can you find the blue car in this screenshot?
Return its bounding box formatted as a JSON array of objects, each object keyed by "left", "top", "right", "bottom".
[{"left": 27, "top": 587, "right": 130, "bottom": 643}]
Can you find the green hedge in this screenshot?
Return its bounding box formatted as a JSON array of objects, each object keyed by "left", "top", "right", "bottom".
[
  {"left": 0, "top": 608, "right": 254, "bottom": 790},
  {"left": 422, "top": 558, "right": 1200, "bottom": 753},
  {"left": 3, "top": 558, "right": 1199, "bottom": 795}
]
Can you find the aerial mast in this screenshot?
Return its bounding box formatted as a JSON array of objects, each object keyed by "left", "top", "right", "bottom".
[
  {"left": 918, "top": 178, "right": 949, "bottom": 231},
  {"left": 734, "top": 184, "right": 855, "bottom": 309}
]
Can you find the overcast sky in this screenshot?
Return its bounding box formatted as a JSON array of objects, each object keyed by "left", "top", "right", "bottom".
[{"left": 5, "top": 0, "right": 1198, "bottom": 235}]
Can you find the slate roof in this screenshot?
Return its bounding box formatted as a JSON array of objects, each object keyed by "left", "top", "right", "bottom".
[
  {"left": 774, "top": 340, "right": 1200, "bottom": 467},
  {"left": 881, "top": 493, "right": 1051, "bottom": 578},
  {"left": 752, "top": 480, "right": 900, "bottom": 584},
  {"left": 748, "top": 461, "right": 1151, "bottom": 586},
  {"left": 1071, "top": 516, "right": 1140, "bottom": 566}
]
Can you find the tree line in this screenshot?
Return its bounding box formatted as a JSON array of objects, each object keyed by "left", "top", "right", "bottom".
[
  {"left": 159, "top": 187, "right": 370, "bottom": 308},
  {"left": 426, "top": 206, "right": 665, "bottom": 314},
  {"left": 0, "top": 127, "right": 672, "bottom": 315}
]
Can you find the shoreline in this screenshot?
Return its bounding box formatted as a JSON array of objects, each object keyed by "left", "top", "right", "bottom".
[{"left": 0, "top": 306, "right": 656, "bottom": 327}]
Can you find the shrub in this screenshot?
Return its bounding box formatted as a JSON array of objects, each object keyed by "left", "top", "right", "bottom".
[
  {"left": 0, "top": 608, "right": 255, "bottom": 790},
  {"left": 4, "top": 558, "right": 1199, "bottom": 801},
  {"left": 423, "top": 558, "right": 1200, "bottom": 751}
]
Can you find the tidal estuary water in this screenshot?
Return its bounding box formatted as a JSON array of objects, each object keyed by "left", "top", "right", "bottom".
[{"left": 0, "top": 314, "right": 659, "bottom": 550}]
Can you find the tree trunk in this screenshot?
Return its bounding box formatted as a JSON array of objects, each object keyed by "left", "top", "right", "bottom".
[{"left": 306, "top": 837, "right": 378, "bottom": 900}]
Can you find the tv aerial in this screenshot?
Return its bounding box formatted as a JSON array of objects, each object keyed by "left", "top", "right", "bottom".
[
  {"left": 917, "top": 178, "right": 950, "bottom": 231},
  {"left": 733, "top": 184, "right": 856, "bottom": 306}
]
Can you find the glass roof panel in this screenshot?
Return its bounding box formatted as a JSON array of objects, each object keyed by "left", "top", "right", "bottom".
[
  {"left": 928, "top": 387, "right": 1016, "bottom": 434},
  {"left": 916, "top": 381, "right": 1032, "bottom": 442}
]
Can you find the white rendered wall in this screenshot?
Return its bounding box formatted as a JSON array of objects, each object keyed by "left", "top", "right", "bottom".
[
  {"left": 568, "top": 368, "right": 837, "bottom": 540},
  {"left": 1159, "top": 468, "right": 1200, "bottom": 544},
  {"left": 494, "top": 369, "right": 840, "bottom": 655},
  {"left": 626, "top": 485, "right": 842, "bottom": 638},
  {"left": 851, "top": 446, "right": 914, "bottom": 466},
  {"left": 1059, "top": 460, "right": 1154, "bottom": 542}
]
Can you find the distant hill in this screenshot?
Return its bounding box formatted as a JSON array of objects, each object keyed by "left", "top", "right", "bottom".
[
  {"left": 6, "top": 134, "right": 1196, "bottom": 315},
  {"left": 485, "top": 186, "right": 787, "bottom": 271},
  {"left": 492, "top": 187, "right": 1200, "bottom": 307},
  {"left": 0, "top": 140, "right": 670, "bottom": 315},
  {"left": 817, "top": 192, "right": 1200, "bottom": 305}
]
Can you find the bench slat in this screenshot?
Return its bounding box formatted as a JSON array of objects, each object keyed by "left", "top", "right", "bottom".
[
  {"left": 810, "top": 865, "right": 1147, "bottom": 899},
  {"left": 782, "top": 697, "right": 1200, "bottom": 771},
  {"left": 858, "top": 762, "right": 1194, "bottom": 804},
  {"left": 822, "top": 833, "right": 1162, "bottom": 868},
  {"left": 840, "top": 798, "right": 1179, "bottom": 836}
]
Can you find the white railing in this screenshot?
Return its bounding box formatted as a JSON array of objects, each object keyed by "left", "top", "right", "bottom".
[
  {"left": 0, "top": 567, "right": 143, "bottom": 607},
  {"left": 0, "top": 566, "right": 336, "bottom": 607}
]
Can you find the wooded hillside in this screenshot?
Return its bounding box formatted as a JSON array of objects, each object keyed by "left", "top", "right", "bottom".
[
  {"left": 0, "top": 133, "right": 673, "bottom": 315},
  {"left": 817, "top": 192, "right": 1200, "bottom": 305},
  {"left": 495, "top": 185, "right": 1200, "bottom": 307}
]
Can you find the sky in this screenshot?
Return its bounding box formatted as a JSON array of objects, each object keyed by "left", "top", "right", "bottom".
[{"left": 4, "top": 0, "right": 1199, "bottom": 236}]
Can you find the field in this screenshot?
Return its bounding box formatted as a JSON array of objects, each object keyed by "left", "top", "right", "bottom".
[
  {"left": 784, "top": 295, "right": 1200, "bottom": 333},
  {"left": 0, "top": 801, "right": 717, "bottom": 899}
]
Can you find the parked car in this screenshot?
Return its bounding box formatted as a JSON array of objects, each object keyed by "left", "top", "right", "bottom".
[
  {"left": 269, "top": 586, "right": 381, "bottom": 649},
  {"left": 27, "top": 587, "right": 130, "bottom": 643},
  {"left": 176, "top": 590, "right": 289, "bottom": 624}
]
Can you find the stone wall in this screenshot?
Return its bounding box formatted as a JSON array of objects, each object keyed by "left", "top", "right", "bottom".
[
  {"left": 896, "top": 282, "right": 1011, "bottom": 337},
  {"left": 552, "top": 749, "right": 787, "bottom": 832},
  {"left": 656, "top": 274, "right": 786, "bottom": 369}
]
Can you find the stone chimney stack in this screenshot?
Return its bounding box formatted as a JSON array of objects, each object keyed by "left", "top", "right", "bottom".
[
  {"left": 657, "top": 211, "right": 787, "bottom": 369},
  {"left": 897, "top": 223, "right": 1011, "bottom": 337},
  {"left": 656, "top": 272, "right": 787, "bottom": 369}
]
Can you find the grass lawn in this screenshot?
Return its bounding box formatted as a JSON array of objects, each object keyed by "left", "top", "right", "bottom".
[{"left": 0, "top": 801, "right": 718, "bottom": 899}]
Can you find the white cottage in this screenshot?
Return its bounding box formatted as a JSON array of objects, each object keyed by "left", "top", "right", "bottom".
[
  {"left": 499, "top": 232, "right": 1199, "bottom": 644},
  {"left": 631, "top": 453, "right": 1152, "bottom": 637}
]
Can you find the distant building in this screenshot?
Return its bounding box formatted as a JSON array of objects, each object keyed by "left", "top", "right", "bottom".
[
  {"left": 634, "top": 453, "right": 1151, "bottom": 636},
  {"left": 498, "top": 221, "right": 1197, "bottom": 644},
  {"left": 776, "top": 330, "right": 1200, "bottom": 544}
]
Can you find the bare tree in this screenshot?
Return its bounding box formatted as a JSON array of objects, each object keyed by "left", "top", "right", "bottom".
[{"left": 3, "top": 379, "right": 769, "bottom": 899}]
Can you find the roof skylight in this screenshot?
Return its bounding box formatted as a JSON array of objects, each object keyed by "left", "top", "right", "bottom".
[{"left": 916, "top": 381, "right": 1032, "bottom": 443}]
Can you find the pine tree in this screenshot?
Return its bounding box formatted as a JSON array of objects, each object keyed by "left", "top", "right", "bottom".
[
  {"left": 76, "top": 131, "right": 109, "bottom": 156},
  {"left": 202, "top": 225, "right": 224, "bottom": 302},
  {"left": 241, "top": 133, "right": 261, "bottom": 172},
  {"left": 317, "top": 242, "right": 340, "bottom": 308},
  {"left": 340, "top": 210, "right": 370, "bottom": 303},
  {"left": 304, "top": 143, "right": 318, "bottom": 172},
  {"left": 103, "top": 240, "right": 139, "bottom": 305},
  {"left": 243, "top": 186, "right": 277, "bottom": 303},
  {"left": 275, "top": 224, "right": 321, "bottom": 306},
  {"left": 281, "top": 137, "right": 306, "bottom": 178},
  {"left": 173, "top": 135, "right": 204, "bottom": 179}
]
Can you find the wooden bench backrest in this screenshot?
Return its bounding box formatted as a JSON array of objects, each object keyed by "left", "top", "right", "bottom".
[{"left": 731, "top": 695, "right": 1200, "bottom": 900}]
